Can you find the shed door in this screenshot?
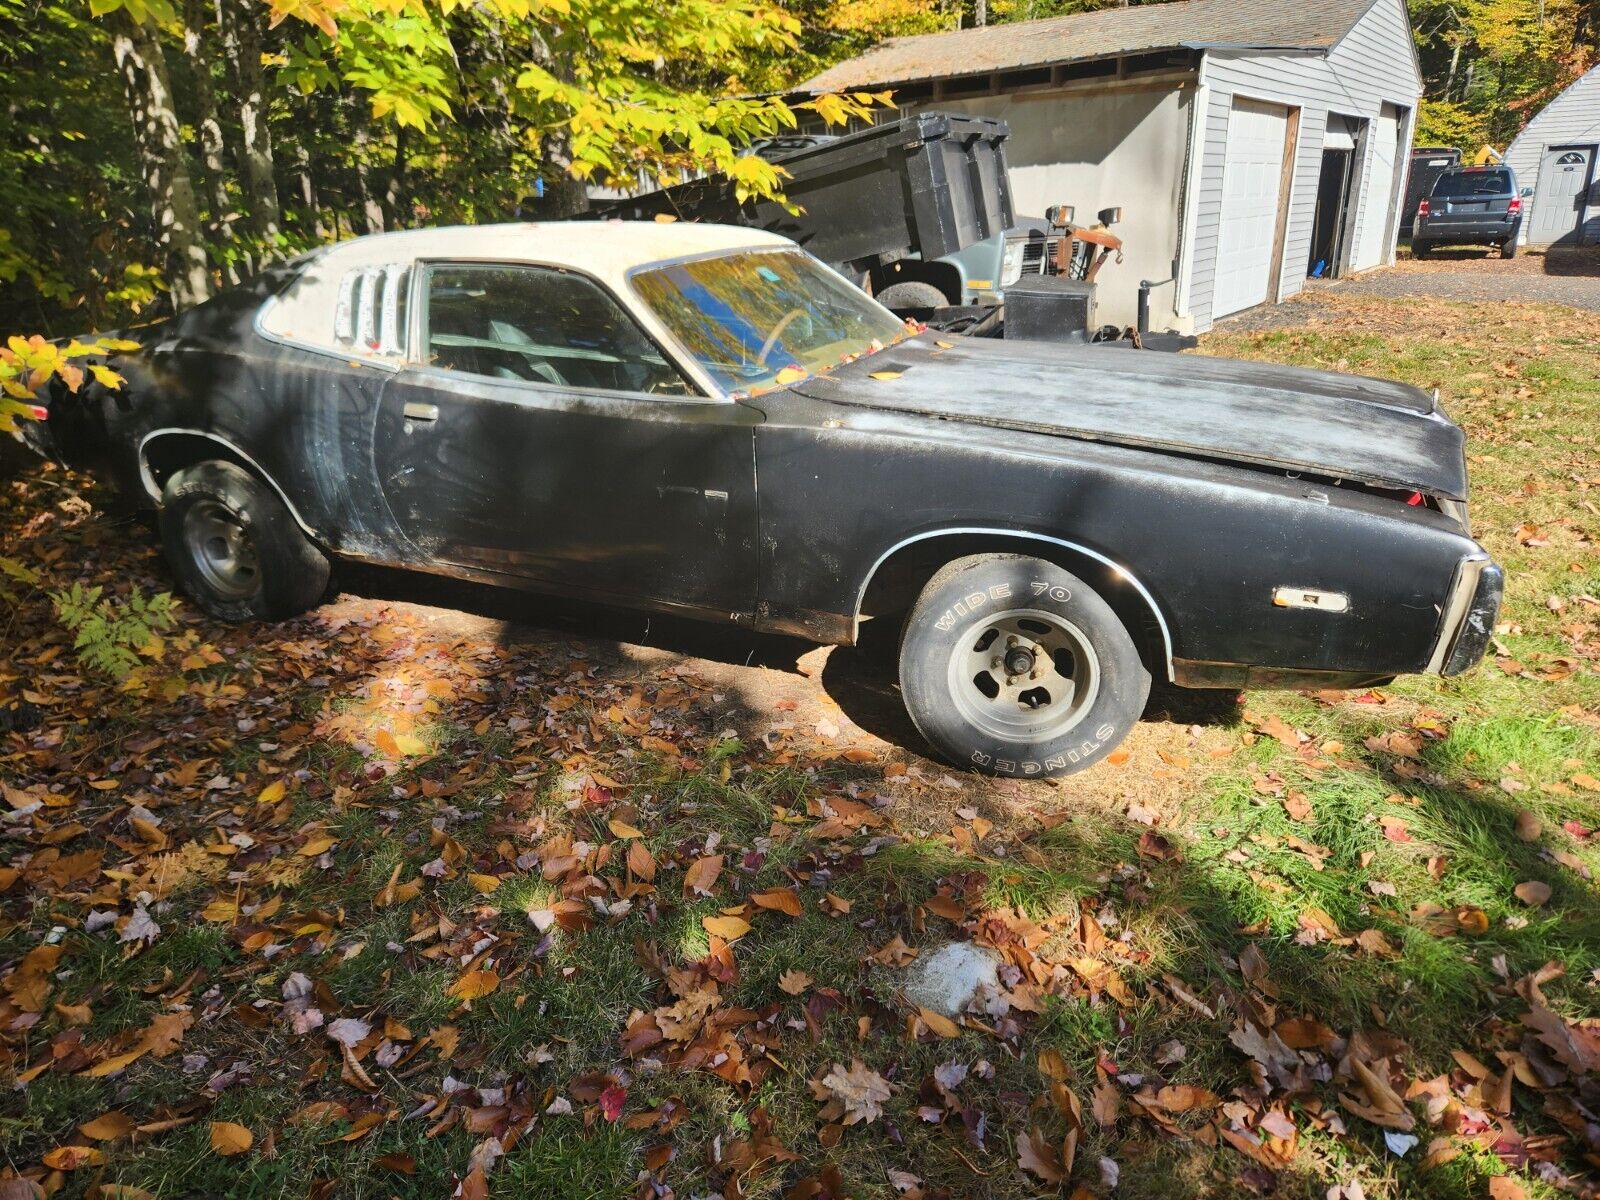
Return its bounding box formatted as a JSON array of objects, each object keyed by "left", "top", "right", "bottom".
[
  {"left": 1352, "top": 105, "right": 1402, "bottom": 271},
  {"left": 1213, "top": 99, "right": 1288, "bottom": 317},
  {"left": 1528, "top": 146, "right": 1594, "bottom": 246}
]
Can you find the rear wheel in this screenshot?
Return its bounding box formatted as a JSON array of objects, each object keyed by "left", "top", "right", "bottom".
[
  {"left": 875, "top": 280, "right": 950, "bottom": 312},
  {"left": 1412, "top": 239, "right": 1432, "bottom": 258},
  {"left": 1501, "top": 239, "right": 1518, "bottom": 259},
  {"left": 898, "top": 555, "right": 1151, "bottom": 778},
  {"left": 159, "top": 460, "right": 329, "bottom": 622}
]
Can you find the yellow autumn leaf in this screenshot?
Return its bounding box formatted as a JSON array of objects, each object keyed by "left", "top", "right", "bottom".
[
  {"left": 80, "top": 1110, "right": 137, "bottom": 1140},
  {"left": 448, "top": 968, "right": 500, "bottom": 1000},
  {"left": 201, "top": 898, "right": 239, "bottom": 922},
  {"left": 869, "top": 370, "right": 902, "bottom": 380},
  {"left": 373, "top": 729, "right": 400, "bottom": 757},
  {"left": 298, "top": 836, "right": 336, "bottom": 857},
  {"left": 607, "top": 817, "right": 645, "bottom": 839},
  {"left": 468, "top": 873, "right": 501, "bottom": 894},
  {"left": 918, "top": 1007, "right": 961, "bottom": 1038},
  {"left": 43, "top": 1145, "right": 104, "bottom": 1169},
  {"left": 257, "top": 779, "right": 286, "bottom": 804},
  {"left": 209, "top": 1121, "right": 253, "bottom": 1156},
  {"left": 702, "top": 914, "right": 751, "bottom": 941},
  {"left": 393, "top": 732, "right": 428, "bottom": 756}
]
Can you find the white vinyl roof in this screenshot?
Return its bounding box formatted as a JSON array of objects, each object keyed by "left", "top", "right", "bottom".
[{"left": 302, "top": 220, "right": 793, "bottom": 286}]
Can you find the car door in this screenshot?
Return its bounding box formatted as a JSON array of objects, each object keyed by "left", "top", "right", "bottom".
[{"left": 371, "top": 260, "right": 761, "bottom": 620}]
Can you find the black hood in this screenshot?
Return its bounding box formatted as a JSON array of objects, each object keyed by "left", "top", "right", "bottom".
[{"left": 791, "top": 334, "right": 1469, "bottom": 501}]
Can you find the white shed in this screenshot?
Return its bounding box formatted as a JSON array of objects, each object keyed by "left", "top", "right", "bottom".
[
  {"left": 1504, "top": 65, "right": 1600, "bottom": 247},
  {"left": 800, "top": 0, "right": 1423, "bottom": 331}
]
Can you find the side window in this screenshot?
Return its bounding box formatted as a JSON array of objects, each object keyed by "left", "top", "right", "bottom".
[{"left": 423, "top": 263, "right": 696, "bottom": 396}]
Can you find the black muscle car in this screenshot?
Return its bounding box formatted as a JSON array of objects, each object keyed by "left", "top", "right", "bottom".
[{"left": 25, "top": 221, "right": 1504, "bottom": 778}]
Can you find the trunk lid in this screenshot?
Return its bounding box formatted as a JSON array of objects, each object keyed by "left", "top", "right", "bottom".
[{"left": 791, "top": 335, "right": 1469, "bottom": 500}]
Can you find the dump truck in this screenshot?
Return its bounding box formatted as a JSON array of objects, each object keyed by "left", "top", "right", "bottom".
[{"left": 583, "top": 111, "right": 1187, "bottom": 347}]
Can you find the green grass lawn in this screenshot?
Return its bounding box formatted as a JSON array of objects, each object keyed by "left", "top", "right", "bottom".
[{"left": 1, "top": 291, "right": 1597, "bottom": 1199}]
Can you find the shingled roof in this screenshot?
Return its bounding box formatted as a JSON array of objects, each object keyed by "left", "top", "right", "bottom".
[{"left": 800, "top": 0, "right": 1378, "bottom": 92}]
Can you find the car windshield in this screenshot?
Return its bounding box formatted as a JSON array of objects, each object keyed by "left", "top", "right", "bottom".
[
  {"left": 631, "top": 248, "right": 910, "bottom": 394},
  {"left": 1432, "top": 170, "right": 1512, "bottom": 197}
]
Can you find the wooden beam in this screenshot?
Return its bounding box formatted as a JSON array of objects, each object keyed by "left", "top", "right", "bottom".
[{"left": 1268, "top": 106, "right": 1302, "bottom": 304}]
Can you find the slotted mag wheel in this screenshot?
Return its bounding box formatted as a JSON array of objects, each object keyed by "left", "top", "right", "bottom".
[
  {"left": 182, "top": 499, "right": 260, "bottom": 601},
  {"left": 945, "top": 608, "right": 1101, "bottom": 742}
]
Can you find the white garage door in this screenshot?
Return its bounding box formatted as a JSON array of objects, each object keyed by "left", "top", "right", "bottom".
[
  {"left": 1352, "top": 105, "right": 1400, "bottom": 270},
  {"left": 1213, "top": 99, "right": 1289, "bottom": 317}
]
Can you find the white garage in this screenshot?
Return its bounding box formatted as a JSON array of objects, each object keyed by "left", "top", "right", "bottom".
[{"left": 801, "top": 0, "right": 1424, "bottom": 332}]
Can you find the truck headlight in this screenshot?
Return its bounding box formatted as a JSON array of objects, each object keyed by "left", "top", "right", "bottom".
[{"left": 1001, "top": 238, "right": 1027, "bottom": 286}]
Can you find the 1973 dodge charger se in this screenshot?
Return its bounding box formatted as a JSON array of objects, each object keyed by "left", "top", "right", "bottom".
[{"left": 29, "top": 222, "right": 1503, "bottom": 777}]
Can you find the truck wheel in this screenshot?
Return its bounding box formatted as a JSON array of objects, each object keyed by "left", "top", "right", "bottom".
[
  {"left": 159, "top": 460, "right": 330, "bottom": 622},
  {"left": 1412, "top": 240, "right": 1431, "bottom": 258},
  {"left": 899, "top": 555, "right": 1151, "bottom": 778},
  {"left": 1501, "top": 239, "right": 1518, "bottom": 259},
  {"left": 875, "top": 280, "right": 949, "bottom": 312}
]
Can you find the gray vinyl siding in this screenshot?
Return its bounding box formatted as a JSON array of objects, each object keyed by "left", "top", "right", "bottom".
[
  {"left": 1183, "top": 0, "right": 1422, "bottom": 330},
  {"left": 1504, "top": 66, "right": 1600, "bottom": 245}
]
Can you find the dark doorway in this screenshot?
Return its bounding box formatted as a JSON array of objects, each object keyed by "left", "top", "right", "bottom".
[{"left": 1308, "top": 148, "right": 1353, "bottom": 277}]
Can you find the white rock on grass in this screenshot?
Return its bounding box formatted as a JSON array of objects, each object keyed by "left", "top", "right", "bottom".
[{"left": 902, "top": 941, "right": 1002, "bottom": 1017}]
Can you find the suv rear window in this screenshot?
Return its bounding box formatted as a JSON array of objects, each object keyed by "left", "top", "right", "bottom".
[{"left": 1432, "top": 170, "right": 1512, "bottom": 197}]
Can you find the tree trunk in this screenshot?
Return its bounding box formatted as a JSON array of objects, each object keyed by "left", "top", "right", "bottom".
[
  {"left": 181, "top": 0, "right": 230, "bottom": 223},
  {"left": 973, "top": 0, "right": 986, "bottom": 26},
  {"left": 351, "top": 112, "right": 387, "bottom": 235},
  {"left": 217, "top": 0, "right": 280, "bottom": 247},
  {"left": 537, "top": 129, "right": 591, "bottom": 217},
  {"left": 109, "top": 11, "right": 213, "bottom": 311},
  {"left": 385, "top": 126, "right": 411, "bottom": 228}
]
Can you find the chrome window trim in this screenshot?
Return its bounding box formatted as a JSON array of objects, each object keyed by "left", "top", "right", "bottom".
[
  {"left": 851, "top": 527, "right": 1176, "bottom": 682},
  {"left": 354, "top": 268, "right": 380, "bottom": 351},
  {"left": 334, "top": 273, "right": 357, "bottom": 344},
  {"left": 1425, "top": 552, "right": 1491, "bottom": 674},
  {"left": 379, "top": 264, "right": 407, "bottom": 358}
]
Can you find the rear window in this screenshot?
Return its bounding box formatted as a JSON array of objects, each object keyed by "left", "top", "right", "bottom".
[{"left": 1432, "top": 170, "right": 1512, "bottom": 197}]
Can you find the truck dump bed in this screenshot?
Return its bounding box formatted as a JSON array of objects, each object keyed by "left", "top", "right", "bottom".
[{"left": 586, "top": 113, "right": 1017, "bottom": 278}]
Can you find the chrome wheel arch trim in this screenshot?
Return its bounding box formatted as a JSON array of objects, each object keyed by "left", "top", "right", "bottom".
[
  {"left": 136, "top": 427, "right": 320, "bottom": 540},
  {"left": 852, "top": 527, "right": 1176, "bottom": 682}
]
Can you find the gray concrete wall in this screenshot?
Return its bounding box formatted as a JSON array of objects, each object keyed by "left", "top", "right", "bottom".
[{"left": 907, "top": 85, "right": 1193, "bottom": 331}]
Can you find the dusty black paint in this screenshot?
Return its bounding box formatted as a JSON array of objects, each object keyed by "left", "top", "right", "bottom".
[{"left": 34, "top": 244, "right": 1500, "bottom": 690}]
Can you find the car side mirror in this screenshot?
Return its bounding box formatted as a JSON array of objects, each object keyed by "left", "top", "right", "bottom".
[
  {"left": 1097, "top": 206, "right": 1123, "bottom": 226},
  {"left": 1520, "top": 187, "right": 1533, "bottom": 197}
]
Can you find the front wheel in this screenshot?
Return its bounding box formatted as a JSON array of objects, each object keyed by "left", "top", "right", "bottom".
[
  {"left": 898, "top": 555, "right": 1151, "bottom": 778},
  {"left": 159, "top": 460, "right": 330, "bottom": 622}
]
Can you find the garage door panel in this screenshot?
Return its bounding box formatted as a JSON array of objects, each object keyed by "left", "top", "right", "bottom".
[{"left": 1213, "top": 99, "right": 1288, "bottom": 318}]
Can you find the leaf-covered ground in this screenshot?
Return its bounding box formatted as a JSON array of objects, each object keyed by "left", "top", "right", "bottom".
[{"left": 2, "top": 290, "right": 1599, "bottom": 1200}]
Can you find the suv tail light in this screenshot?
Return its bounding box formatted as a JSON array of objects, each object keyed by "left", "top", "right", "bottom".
[
  {"left": 1508, "top": 196, "right": 1522, "bottom": 215},
  {"left": 1417, "top": 199, "right": 1430, "bottom": 217}
]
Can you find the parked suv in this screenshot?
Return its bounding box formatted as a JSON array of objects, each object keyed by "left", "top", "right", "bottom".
[{"left": 1413, "top": 166, "right": 1523, "bottom": 258}]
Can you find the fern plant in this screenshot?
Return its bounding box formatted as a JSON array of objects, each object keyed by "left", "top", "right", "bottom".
[
  {"left": 50, "top": 583, "right": 179, "bottom": 680},
  {"left": 0, "top": 555, "right": 40, "bottom": 608}
]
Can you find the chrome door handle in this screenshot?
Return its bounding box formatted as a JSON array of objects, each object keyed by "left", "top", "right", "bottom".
[{"left": 403, "top": 401, "right": 439, "bottom": 422}]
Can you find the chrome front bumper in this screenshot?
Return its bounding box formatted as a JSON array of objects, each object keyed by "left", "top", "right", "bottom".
[{"left": 1427, "top": 554, "right": 1504, "bottom": 676}]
